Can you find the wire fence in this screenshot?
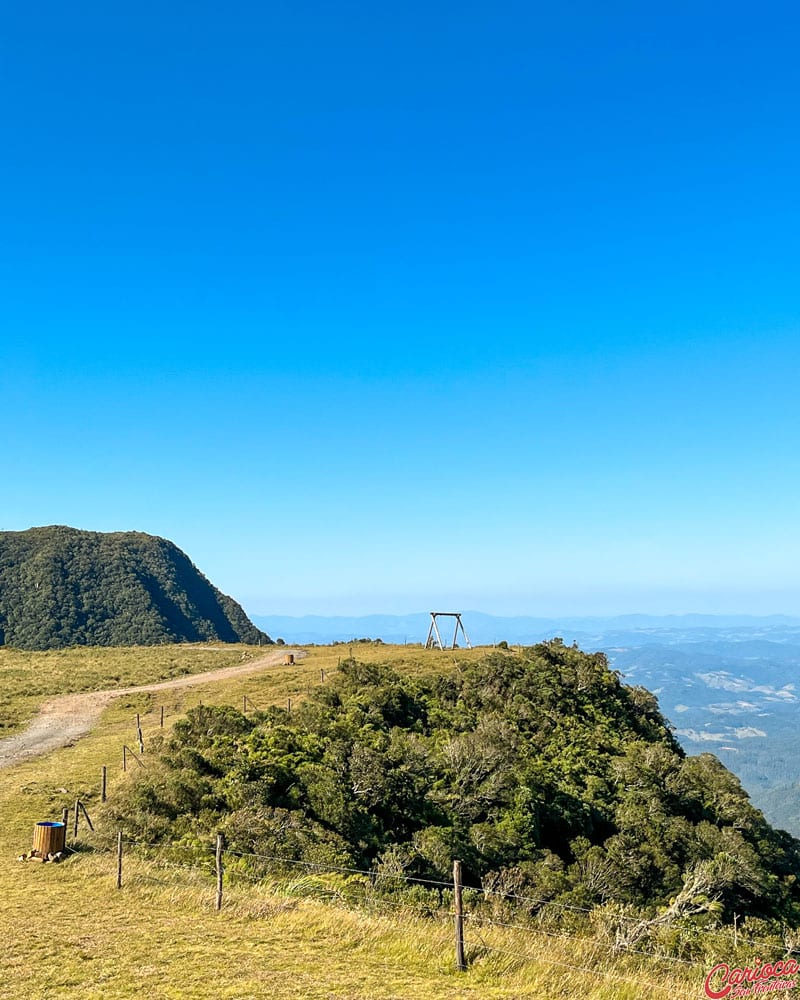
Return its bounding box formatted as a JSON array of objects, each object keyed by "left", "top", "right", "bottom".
[
  {"left": 42, "top": 704, "right": 766, "bottom": 995},
  {"left": 82, "top": 831, "right": 709, "bottom": 996}
]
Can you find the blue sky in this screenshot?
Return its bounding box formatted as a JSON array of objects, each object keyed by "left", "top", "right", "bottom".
[{"left": 2, "top": 2, "right": 799, "bottom": 616}]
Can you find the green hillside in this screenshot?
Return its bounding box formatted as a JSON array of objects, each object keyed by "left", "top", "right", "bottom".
[
  {"left": 113, "top": 640, "right": 800, "bottom": 953},
  {"left": 0, "top": 526, "right": 270, "bottom": 649},
  {"left": 0, "top": 642, "right": 697, "bottom": 999}
]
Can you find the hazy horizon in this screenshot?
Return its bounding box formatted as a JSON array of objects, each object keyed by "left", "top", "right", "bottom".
[
  {"left": 241, "top": 590, "right": 800, "bottom": 621},
  {"left": 246, "top": 605, "right": 800, "bottom": 625}
]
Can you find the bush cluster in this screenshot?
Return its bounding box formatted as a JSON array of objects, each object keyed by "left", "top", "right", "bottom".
[{"left": 110, "top": 642, "right": 800, "bottom": 931}]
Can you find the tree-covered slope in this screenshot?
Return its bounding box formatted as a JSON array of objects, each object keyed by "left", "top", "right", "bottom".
[
  {"left": 0, "top": 526, "right": 270, "bottom": 649},
  {"left": 114, "top": 642, "right": 800, "bottom": 929}
]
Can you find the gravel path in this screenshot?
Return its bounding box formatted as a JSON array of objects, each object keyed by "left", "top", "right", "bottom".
[{"left": 0, "top": 648, "right": 304, "bottom": 769}]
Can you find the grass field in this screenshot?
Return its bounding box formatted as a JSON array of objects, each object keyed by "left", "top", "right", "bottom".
[
  {"left": 0, "top": 644, "right": 703, "bottom": 999},
  {"left": 0, "top": 644, "right": 260, "bottom": 737}
]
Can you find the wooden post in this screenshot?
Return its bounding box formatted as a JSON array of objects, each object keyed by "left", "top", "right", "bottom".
[
  {"left": 160, "top": 705, "right": 164, "bottom": 728},
  {"left": 101, "top": 765, "right": 107, "bottom": 803},
  {"left": 122, "top": 745, "right": 146, "bottom": 769},
  {"left": 454, "top": 860, "right": 466, "bottom": 972},
  {"left": 215, "top": 833, "right": 224, "bottom": 911},
  {"left": 79, "top": 801, "right": 95, "bottom": 832},
  {"left": 116, "top": 831, "right": 123, "bottom": 889},
  {"left": 73, "top": 798, "right": 80, "bottom": 838},
  {"left": 287, "top": 697, "right": 292, "bottom": 713},
  {"left": 242, "top": 695, "right": 247, "bottom": 714},
  {"left": 320, "top": 669, "right": 325, "bottom": 683},
  {"left": 61, "top": 806, "right": 69, "bottom": 829}
]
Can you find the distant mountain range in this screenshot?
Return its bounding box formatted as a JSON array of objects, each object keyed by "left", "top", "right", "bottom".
[
  {"left": 252, "top": 611, "right": 800, "bottom": 835},
  {"left": 0, "top": 526, "right": 270, "bottom": 649},
  {"left": 252, "top": 610, "right": 800, "bottom": 647}
]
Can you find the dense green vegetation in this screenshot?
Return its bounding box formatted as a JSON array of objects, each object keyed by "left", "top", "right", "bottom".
[
  {"left": 0, "top": 643, "right": 698, "bottom": 999},
  {"left": 0, "top": 526, "right": 270, "bottom": 649},
  {"left": 113, "top": 641, "right": 800, "bottom": 936}
]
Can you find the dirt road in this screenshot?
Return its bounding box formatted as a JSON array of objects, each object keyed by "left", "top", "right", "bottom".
[{"left": 0, "top": 648, "right": 304, "bottom": 770}]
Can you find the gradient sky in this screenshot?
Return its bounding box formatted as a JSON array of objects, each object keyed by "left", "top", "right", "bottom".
[{"left": 2, "top": 2, "right": 799, "bottom": 616}]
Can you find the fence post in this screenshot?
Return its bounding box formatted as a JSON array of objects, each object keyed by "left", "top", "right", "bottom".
[
  {"left": 215, "top": 833, "right": 224, "bottom": 911},
  {"left": 287, "top": 698, "right": 292, "bottom": 713},
  {"left": 242, "top": 695, "right": 247, "bottom": 714},
  {"left": 454, "top": 860, "right": 466, "bottom": 972},
  {"left": 116, "top": 831, "right": 123, "bottom": 889},
  {"left": 80, "top": 801, "right": 95, "bottom": 832},
  {"left": 73, "top": 798, "right": 80, "bottom": 839},
  {"left": 101, "top": 765, "right": 107, "bottom": 802},
  {"left": 122, "top": 745, "right": 146, "bottom": 770},
  {"left": 160, "top": 705, "right": 164, "bottom": 728}
]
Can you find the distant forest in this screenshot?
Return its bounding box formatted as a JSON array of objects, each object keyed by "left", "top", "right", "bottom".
[{"left": 0, "top": 526, "right": 270, "bottom": 649}]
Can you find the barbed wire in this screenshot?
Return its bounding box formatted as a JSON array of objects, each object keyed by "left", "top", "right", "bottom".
[
  {"left": 123, "top": 838, "right": 606, "bottom": 912},
  {"left": 113, "top": 852, "right": 698, "bottom": 988},
  {"left": 471, "top": 933, "right": 686, "bottom": 996},
  {"left": 122, "top": 838, "right": 652, "bottom": 924},
  {"left": 96, "top": 829, "right": 709, "bottom": 965},
  {"left": 118, "top": 837, "right": 215, "bottom": 853},
  {"left": 225, "top": 872, "right": 447, "bottom": 913},
  {"left": 119, "top": 835, "right": 783, "bottom": 948},
  {"left": 464, "top": 912, "right": 699, "bottom": 968},
  {"left": 105, "top": 835, "right": 759, "bottom": 973},
  {"left": 115, "top": 840, "right": 707, "bottom": 973},
  {"left": 211, "top": 846, "right": 457, "bottom": 889}
]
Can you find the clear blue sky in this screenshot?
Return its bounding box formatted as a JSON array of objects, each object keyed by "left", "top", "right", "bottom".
[{"left": 2, "top": 2, "right": 799, "bottom": 616}]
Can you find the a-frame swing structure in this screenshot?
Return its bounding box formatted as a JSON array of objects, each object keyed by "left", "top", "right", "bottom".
[{"left": 425, "top": 612, "right": 471, "bottom": 650}]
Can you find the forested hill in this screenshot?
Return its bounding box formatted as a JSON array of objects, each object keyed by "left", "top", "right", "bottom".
[
  {"left": 0, "top": 526, "right": 270, "bottom": 649},
  {"left": 116, "top": 643, "right": 800, "bottom": 933}
]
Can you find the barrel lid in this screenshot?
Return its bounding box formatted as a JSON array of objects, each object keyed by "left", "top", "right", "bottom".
[{"left": 36, "top": 821, "right": 65, "bottom": 828}]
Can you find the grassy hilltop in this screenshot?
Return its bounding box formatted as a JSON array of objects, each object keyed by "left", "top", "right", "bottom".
[{"left": 1, "top": 642, "right": 795, "bottom": 998}]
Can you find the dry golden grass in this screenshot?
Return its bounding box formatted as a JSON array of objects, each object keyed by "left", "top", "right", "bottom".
[
  {"left": 0, "top": 644, "right": 703, "bottom": 999},
  {"left": 0, "top": 644, "right": 259, "bottom": 737}
]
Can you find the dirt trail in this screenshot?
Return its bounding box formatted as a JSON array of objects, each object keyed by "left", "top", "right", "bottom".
[{"left": 0, "top": 648, "right": 305, "bottom": 770}]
